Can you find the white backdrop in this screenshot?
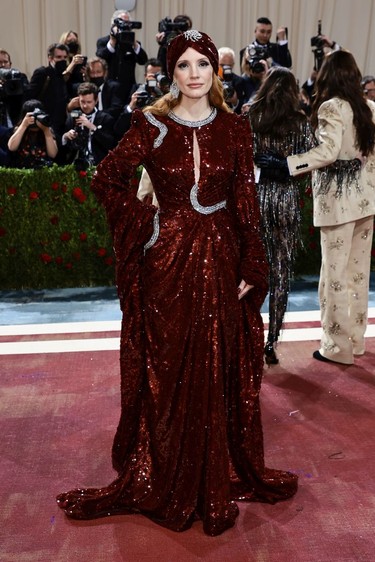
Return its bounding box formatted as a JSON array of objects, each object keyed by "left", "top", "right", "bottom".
[{"left": 1, "top": 0, "right": 375, "bottom": 86}]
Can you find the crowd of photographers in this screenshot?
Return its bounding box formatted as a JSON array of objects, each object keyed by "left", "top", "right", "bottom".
[{"left": 0, "top": 11, "right": 374, "bottom": 171}]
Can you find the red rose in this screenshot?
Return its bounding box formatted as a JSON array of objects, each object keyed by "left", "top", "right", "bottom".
[
  {"left": 40, "top": 253, "right": 52, "bottom": 264},
  {"left": 7, "top": 186, "right": 17, "bottom": 196},
  {"left": 299, "top": 200, "right": 305, "bottom": 208},
  {"left": 72, "top": 187, "right": 87, "bottom": 203},
  {"left": 65, "top": 262, "right": 73, "bottom": 269},
  {"left": 97, "top": 247, "right": 106, "bottom": 257},
  {"left": 50, "top": 215, "right": 59, "bottom": 225},
  {"left": 79, "top": 232, "right": 87, "bottom": 241},
  {"left": 105, "top": 256, "right": 114, "bottom": 266},
  {"left": 61, "top": 184, "right": 68, "bottom": 193},
  {"left": 60, "top": 232, "right": 72, "bottom": 242},
  {"left": 55, "top": 256, "right": 63, "bottom": 265},
  {"left": 51, "top": 182, "right": 59, "bottom": 191},
  {"left": 0, "top": 227, "right": 6, "bottom": 237},
  {"left": 29, "top": 191, "right": 39, "bottom": 200},
  {"left": 79, "top": 170, "right": 87, "bottom": 178}
]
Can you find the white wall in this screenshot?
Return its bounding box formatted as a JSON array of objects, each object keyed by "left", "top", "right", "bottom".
[{"left": 1, "top": 0, "right": 374, "bottom": 85}]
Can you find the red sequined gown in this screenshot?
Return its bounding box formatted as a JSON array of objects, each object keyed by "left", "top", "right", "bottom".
[{"left": 56, "top": 108, "right": 298, "bottom": 536}]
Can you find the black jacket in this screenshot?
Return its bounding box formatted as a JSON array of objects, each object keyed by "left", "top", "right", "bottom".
[
  {"left": 25, "top": 65, "right": 68, "bottom": 137},
  {"left": 240, "top": 41, "right": 292, "bottom": 69},
  {"left": 96, "top": 36, "right": 148, "bottom": 103},
  {"left": 63, "top": 110, "right": 116, "bottom": 165}
]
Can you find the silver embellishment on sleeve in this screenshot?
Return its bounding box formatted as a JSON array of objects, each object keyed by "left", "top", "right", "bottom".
[
  {"left": 190, "top": 183, "right": 226, "bottom": 214},
  {"left": 144, "top": 211, "right": 160, "bottom": 253},
  {"left": 184, "top": 30, "right": 202, "bottom": 41},
  {"left": 144, "top": 112, "right": 168, "bottom": 148}
]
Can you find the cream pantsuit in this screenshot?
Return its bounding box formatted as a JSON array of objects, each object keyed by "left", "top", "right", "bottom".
[
  {"left": 319, "top": 215, "right": 373, "bottom": 364},
  {"left": 288, "top": 97, "right": 375, "bottom": 364}
]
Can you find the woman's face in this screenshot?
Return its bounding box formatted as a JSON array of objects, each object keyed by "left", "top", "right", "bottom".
[{"left": 173, "top": 47, "right": 213, "bottom": 100}]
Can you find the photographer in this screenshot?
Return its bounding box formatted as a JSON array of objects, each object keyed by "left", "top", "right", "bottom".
[
  {"left": 240, "top": 17, "right": 292, "bottom": 70},
  {"left": 7, "top": 99, "right": 57, "bottom": 168},
  {"left": 218, "top": 47, "right": 246, "bottom": 114},
  {"left": 96, "top": 10, "right": 147, "bottom": 104},
  {"left": 67, "top": 57, "right": 123, "bottom": 120},
  {"left": 62, "top": 82, "right": 116, "bottom": 169},
  {"left": 240, "top": 49, "right": 269, "bottom": 110},
  {"left": 0, "top": 49, "right": 29, "bottom": 127},
  {"left": 310, "top": 21, "right": 340, "bottom": 71},
  {"left": 26, "top": 43, "right": 70, "bottom": 144},
  {"left": 156, "top": 14, "right": 192, "bottom": 73},
  {"left": 114, "top": 58, "right": 167, "bottom": 139}
]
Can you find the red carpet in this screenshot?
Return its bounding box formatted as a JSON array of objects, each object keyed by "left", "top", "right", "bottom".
[{"left": 1, "top": 322, "right": 375, "bottom": 561}]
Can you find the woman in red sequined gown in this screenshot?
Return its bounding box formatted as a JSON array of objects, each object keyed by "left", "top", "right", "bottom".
[{"left": 57, "top": 31, "right": 297, "bottom": 536}]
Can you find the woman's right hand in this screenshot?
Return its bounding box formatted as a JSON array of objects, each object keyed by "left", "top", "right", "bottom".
[{"left": 21, "top": 112, "right": 37, "bottom": 129}]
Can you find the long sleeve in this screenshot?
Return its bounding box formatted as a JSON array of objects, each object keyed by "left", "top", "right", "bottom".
[
  {"left": 232, "top": 115, "right": 269, "bottom": 306},
  {"left": 287, "top": 99, "right": 343, "bottom": 175},
  {"left": 91, "top": 110, "right": 157, "bottom": 304}
]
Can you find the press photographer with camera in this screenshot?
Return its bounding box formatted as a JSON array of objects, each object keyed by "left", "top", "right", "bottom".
[
  {"left": 240, "top": 17, "right": 292, "bottom": 71},
  {"left": 114, "top": 58, "right": 168, "bottom": 139},
  {"left": 156, "top": 15, "right": 192, "bottom": 74},
  {"left": 7, "top": 99, "right": 57, "bottom": 169},
  {"left": 26, "top": 43, "right": 70, "bottom": 146},
  {"left": 0, "top": 48, "right": 29, "bottom": 128},
  {"left": 240, "top": 48, "right": 269, "bottom": 110},
  {"left": 96, "top": 10, "right": 147, "bottom": 104},
  {"left": 67, "top": 57, "right": 123, "bottom": 120},
  {"left": 62, "top": 82, "right": 116, "bottom": 170},
  {"left": 218, "top": 47, "right": 246, "bottom": 114}
]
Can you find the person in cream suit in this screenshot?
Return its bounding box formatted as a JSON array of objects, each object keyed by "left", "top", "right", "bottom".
[{"left": 257, "top": 50, "right": 375, "bottom": 365}]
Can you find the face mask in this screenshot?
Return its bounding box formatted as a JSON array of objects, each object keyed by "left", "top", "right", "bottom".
[
  {"left": 54, "top": 60, "right": 67, "bottom": 74},
  {"left": 90, "top": 77, "right": 104, "bottom": 87},
  {"left": 67, "top": 42, "right": 79, "bottom": 55}
]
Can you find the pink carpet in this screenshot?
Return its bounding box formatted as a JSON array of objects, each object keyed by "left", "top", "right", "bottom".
[{"left": 1, "top": 328, "right": 374, "bottom": 561}]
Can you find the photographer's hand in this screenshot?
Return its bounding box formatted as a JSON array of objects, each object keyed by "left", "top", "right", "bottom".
[
  {"left": 8, "top": 113, "right": 35, "bottom": 151},
  {"left": 63, "top": 129, "right": 78, "bottom": 142},
  {"left": 76, "top": 114, "right": 97, "bottom": 132},
  {"left": 276, "top": 27, "right": 287, "bottom": 41}
]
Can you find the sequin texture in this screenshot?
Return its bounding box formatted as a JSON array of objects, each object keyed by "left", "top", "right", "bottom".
[{"left": 56, "top": 109, "right": 297, "bottom": 536}]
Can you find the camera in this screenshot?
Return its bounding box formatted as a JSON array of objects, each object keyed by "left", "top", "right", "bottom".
[
  {"left": 134, "top": 84, "right": 157, "bottom": 109},
  {"left": 112, "top": 17, "right": 142, "bottom": 47},
  {"left": 311, "top": 20, "right": 325, "bottom": 69},
  {"left": 246, "top": 44, "right": 270, "bottom": 74},
  {"left": 154, "top": 72, "right": 170, "bottom": 93},
  {"left": 219, "top": 65, "right": 235, "bottom": 101},
  {"left": 158, "top": 17, "right": 189, "bottom": 45},
  {"left": 70, "top": 108, "right": 83, "bottom": 121},
  {"left": 0, "top": 68, "right": 24, "bottom": 97},
  {"left": 30, "top": 107, "right": 50, "bottom": 127}
]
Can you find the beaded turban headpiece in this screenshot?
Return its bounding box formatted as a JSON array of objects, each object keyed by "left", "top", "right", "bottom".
[{"left": 166, "top": 30, "right": 219, "bottom": 80}]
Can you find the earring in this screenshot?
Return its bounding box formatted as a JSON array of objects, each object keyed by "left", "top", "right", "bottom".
[{"left": 170, "top": 81, "right": 180, "bottom": 99}]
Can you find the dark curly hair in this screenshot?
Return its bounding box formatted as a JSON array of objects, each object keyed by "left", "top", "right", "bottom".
[
  {"left": 249, "top": 66, "right": 306, "bottom": 137},
  {"left": 311, "top": 50, "right": 375, "bottom": 157}
]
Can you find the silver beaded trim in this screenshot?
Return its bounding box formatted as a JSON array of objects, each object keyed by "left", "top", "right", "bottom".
[
  {"left": 190, "top": 183, "right": 226, "bottom": 215},
  {"left": 168, "top": 107, "right": 217, "bottom": 128},
  {"left": 144, "top": 211, "right": 160, "bottom": 253},
  {"left": 144, "top": 112, "right": 168, "bottom": 148}
]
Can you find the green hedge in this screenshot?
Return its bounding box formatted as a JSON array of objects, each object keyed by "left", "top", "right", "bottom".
[{"left": 0, "top": 166, "right": 373, "bottom": 290}]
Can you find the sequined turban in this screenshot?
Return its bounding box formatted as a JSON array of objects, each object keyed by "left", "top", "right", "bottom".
[{"left": 166, "top": 30, "right": 219, "bottom": 80}]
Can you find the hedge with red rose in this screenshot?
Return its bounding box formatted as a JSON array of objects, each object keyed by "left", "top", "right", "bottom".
[
  {"left": 0, "top": 165, "right": 373, "bottom": 289},
  {"left": 0, "top": 165, "right": 143, "bottom": 289}
]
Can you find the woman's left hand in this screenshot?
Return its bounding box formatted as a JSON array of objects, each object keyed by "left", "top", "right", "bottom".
[{"left": 238, "top": 279, "right": 253, "bottom": 300}]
